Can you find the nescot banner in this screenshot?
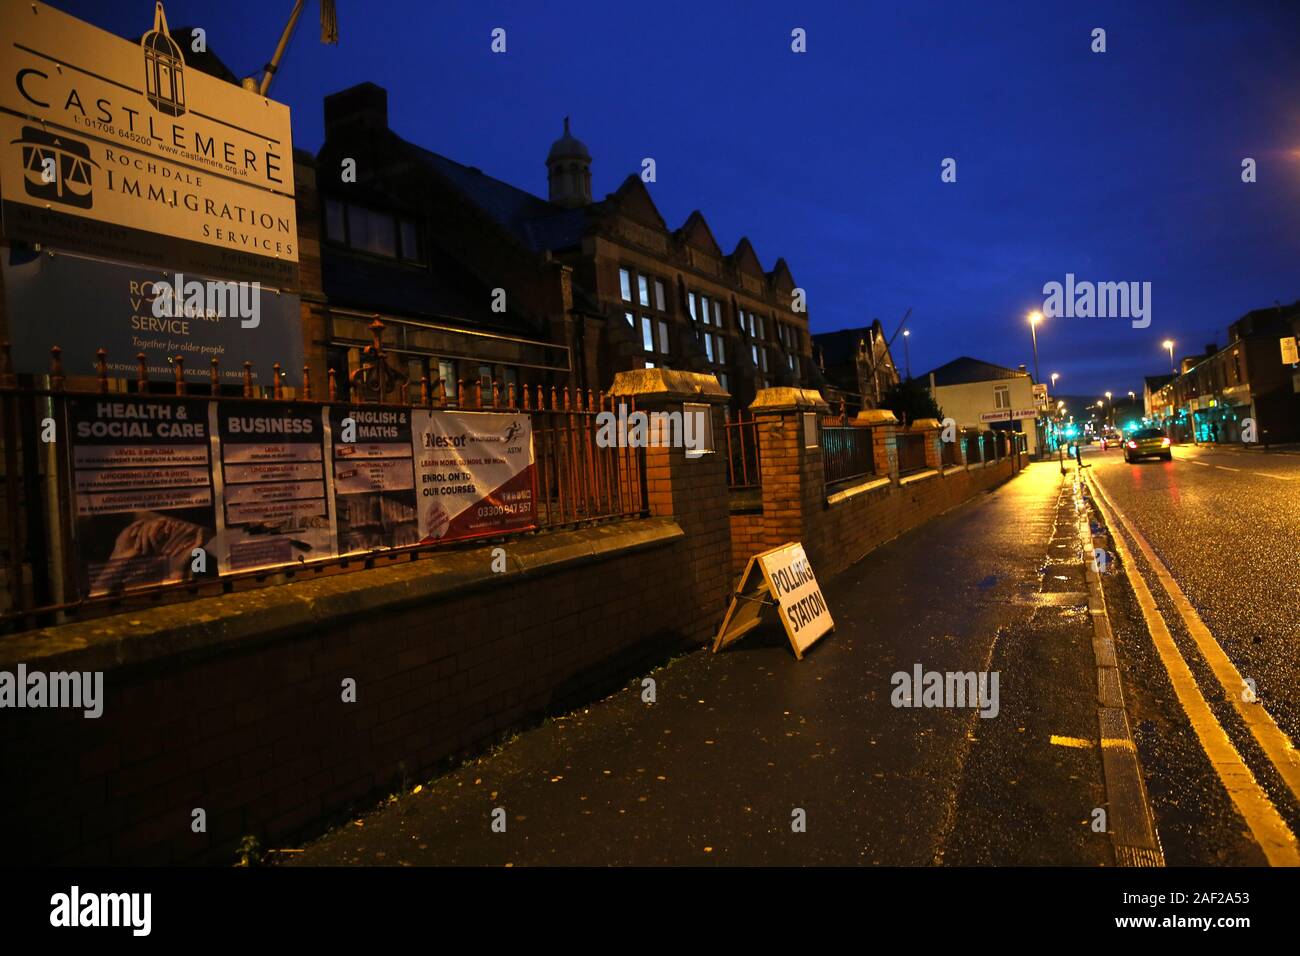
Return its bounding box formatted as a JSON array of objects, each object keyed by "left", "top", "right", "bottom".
[
  {"left": 412, "top": 410, "right": 536, "bottom": 543},
  {"left": 0, "top": 0, "right": 298, "bottom": 287}
]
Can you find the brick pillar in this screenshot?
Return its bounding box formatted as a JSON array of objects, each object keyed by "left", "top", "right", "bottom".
[
  {"left": 855, "top": 408, "right": 899, "bottom": 484},
  {"left": 749, "top": 387, "right": 830, "bottom": 554},
  {"left": 609, "top": 369, "right": 732, "bottom": 643},
  {"left": 911, "top": 417, "right": 944, "bottom": 472}
]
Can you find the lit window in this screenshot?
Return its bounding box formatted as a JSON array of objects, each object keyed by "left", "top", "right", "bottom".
[
  {"left": 642, "top": 317, "right": 654, "bottom": 352},
  {"left": 620, "top": 268, "right": 632, "bottom": 302},
  {"left": 655, "top": 279, "right": 665, "bottom": 311},
  {"left": 645, "top": 361, "right": 656, "bottom": 369},
  {"left": 438, "top": 359, "right": 457, "bottom": 401},
  {"left": 715, "top": 336, "right": 725, "bottom": 364},
  {"left": 688, "top": 292, "right": 697, "bottom": 320},
  {"left": 638, "top": 275, "right": 650, "bottom": 307},
  {"left": 705, "top": 335, "right": 714, "bottom": 361},
  {"left": 713, "top": 301, "right": 721, "bottom": 326},
  {"left": 658, "top": 320, "right": 670, "bottom": 354},
  {"left": 625, "top": 311, "right": 635, "bottom": 327},
  {"left": 752, "top": 345, "right": 760, "bottom": 366},
  {"left": 701, "top": 296, "right": 711, "bottom": 326},
  {"left": 720, "top": 372, "right": 729, "bottom": 393}
]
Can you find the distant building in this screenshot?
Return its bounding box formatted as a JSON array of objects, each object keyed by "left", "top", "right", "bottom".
[
  {"left": 923, "top": 356, "right": 1040, "bottom": 455},
  {"left": 811, "top": 321, "right": 900, "bottom": 413},
  {"left": 1143, "top": 374, "right": 1175, "bottom": 420},
  {"left": 1154, "top": 303, "right": 1300, "bottom": 444}
]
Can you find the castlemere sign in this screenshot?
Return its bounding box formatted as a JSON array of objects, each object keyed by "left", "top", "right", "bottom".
[{"left": 0, "top": 0, "right": 298, "bottom": 287}]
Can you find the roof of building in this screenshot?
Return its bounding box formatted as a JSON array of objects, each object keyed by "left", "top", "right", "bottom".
[
  {"left": 812, "top": 323, "right": 889, "bottom": 368},
  {"left": 1144, "top": 373, "right": 1175, "bottom": 391},
  {"left": 546, "top": 117, "right": 591, "bottom": 163},
  {"left": 923, "top": 356, "right": 1028, "bottom": 387}
]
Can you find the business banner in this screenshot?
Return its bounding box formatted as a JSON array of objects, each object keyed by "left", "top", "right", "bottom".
[
  {"left": 411, "top": 410, "right": 535, "bottom": 543},
  {"left": 64, "top": 395, "right": 217, "bottom": 596},
  {"left": 1, "top": 247, "right": 302, "bottom": 382},
  {"left": 212, "top": 401, "right": 334, "bottom": 573},
  {"left": 0, "top": 0, "right": 297, "bottom": 287},
  {"left": 329, "top": 406, "right": 420, "bottom": 554}
]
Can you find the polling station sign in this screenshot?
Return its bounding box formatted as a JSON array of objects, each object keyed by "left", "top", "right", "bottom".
[
  {"left": 64, "top": 395, "right": 217, "bottom": 596},
  {"left": 714, "top": 541, "right": 833, "bottom": 660},
  {"left": 410, "top": 410, "right": 535, "bottom": 543},
  {"left": 0, "top": 0, "right": 297, "bottom": 287},
  {"left": 1, "top": 247, "right": 302, "bottom": 382}
]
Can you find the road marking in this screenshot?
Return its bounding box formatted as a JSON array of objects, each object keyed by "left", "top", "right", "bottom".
[
  {"left": 1215, "top": 465, "right": 1242, "bottom": 472},
  {"left": 1050, "top": 735, "right": 1092, "bottom": 748},
  {"left": 1256, "top": 472, "right": 1294, "bottom": 481},
  {"left": 1070, "top": 475, "right": 1164, "bottom": 866},
  {"left": 1190, "top": 460, "right": 1210, "bottom": 467},
  {"left": 1085, "top": 473, "right": 1300, "bottom": 866},
  {"left": 1090, "top": 475, "right": 1300, "bottom": 805}
]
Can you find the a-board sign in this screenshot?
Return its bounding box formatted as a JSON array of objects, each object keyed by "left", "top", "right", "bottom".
[{"left": 713, "top": 542, "right": 833, "bottom": 660}]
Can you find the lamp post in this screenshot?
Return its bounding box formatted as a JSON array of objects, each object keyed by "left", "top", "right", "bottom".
[
  {"left": 1028, "top": 312, "right": 1043, "bottom": 384},
  {"left": 902, "top": 329, "right": 911, "bottom": 380},
  {"left": 1104, "top": 391, "right": 1113, "bottom": 428},
  {"left": 1163, "top": 339, "right": 1175, "bottom": 374}
]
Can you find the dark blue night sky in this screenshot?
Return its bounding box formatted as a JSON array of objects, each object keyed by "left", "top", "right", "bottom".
[{"left": 50, "top": 0, "right": 1300, "bottom": 399}]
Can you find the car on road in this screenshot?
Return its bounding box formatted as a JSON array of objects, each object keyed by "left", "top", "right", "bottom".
[{"left": 1124, "top": 426, "right": 1172, "bottom": 462}]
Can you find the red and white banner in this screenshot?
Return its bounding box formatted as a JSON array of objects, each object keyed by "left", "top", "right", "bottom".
[{"left": 411, "top": 410, "right": 536, "bottom": 543}]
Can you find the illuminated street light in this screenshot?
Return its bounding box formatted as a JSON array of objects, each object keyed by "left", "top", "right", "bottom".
[
  {"left": 902, "top": 329, "right": 911, "bottom": 380},
  {"left": 1163, "top": 339, "right": 1176, "bottom": 374},
  {"left": 1027, "top": 312, "right": 1043, "bottom": 384}
]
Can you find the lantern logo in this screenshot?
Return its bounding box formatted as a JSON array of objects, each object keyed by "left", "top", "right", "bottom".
[
  {"left": 141, "top": 2, "right": 186, "bottom": 118},
  {"left": 12, "top": 127, "right": 98, "bottom": 209}
]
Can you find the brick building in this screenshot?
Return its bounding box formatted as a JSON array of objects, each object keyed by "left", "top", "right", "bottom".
[
  {"left": 1150, "top": 302, "right": 1300, "bottom": 444},
  {"left": 811, "top": 321, "right": 901, "bottom": 411},
  {"left": 314, "top": 83, "right": 816, "bottom": 408}
]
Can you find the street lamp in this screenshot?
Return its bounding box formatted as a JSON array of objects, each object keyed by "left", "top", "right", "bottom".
[
  {"left": 902, "top": 329, "right": 911, "bottom": 380},
  {"left": 1104, "top": 391, "right": 1113, "bottom": 427},
  {"left": 1051, "top": 372, "right": 1059, "bottom": 391},
  {"left": 1163, "top": 339, "right": 1175, "bottom": 374},
  {"left": 1027, "top": 312, "right": 1043, "bottom": 384}
]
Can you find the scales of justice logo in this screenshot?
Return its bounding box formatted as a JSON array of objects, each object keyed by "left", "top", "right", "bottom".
[{"left": 11, "top": 2, "right": 186, "bottom": 209}]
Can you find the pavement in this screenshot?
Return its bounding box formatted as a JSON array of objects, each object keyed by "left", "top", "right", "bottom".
[{"left": 286, "top": 462, "right": 1127, "bottom": 866}]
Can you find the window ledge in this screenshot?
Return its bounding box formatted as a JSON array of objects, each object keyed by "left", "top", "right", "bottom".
[{"left": 900, "top": 468, "right": 940, "bottom": 486}]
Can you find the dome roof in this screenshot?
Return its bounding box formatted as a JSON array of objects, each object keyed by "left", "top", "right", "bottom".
[{"left": 547, "top": 117, "right": 590, "bottom": 163}]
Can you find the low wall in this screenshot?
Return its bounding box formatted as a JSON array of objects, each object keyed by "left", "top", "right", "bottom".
[
  {"left": 809, "top": 460, "right": 1014, "bottom": 578},
  {"left": 0, "top": 519, "right": 702, "bottom": 865}
]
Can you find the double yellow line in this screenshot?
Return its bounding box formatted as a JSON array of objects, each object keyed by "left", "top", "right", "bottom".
[{"left": 1086, "top": 473, "right": 1300, "bottom": 865}]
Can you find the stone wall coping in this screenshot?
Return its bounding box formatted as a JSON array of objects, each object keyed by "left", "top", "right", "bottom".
[
  {"left": 854, "top": 408, "right": 898, "bottom": 425},
  {"left": 609, "top": 368, "right": 730, "bottom": 404},
  {"left": 0, "top": 518, "right": 685, "bottom": 673},
  {"left": 825, "top": 475, "right": 892, "bottom": 506},
  {"left": 909, "top": 418, "right": 943, "bottom": 430},
  {"left": 900, "top": 468, "right": 941, "bottom": 486},
  {"left": 748, "top": 386, "right": 830, "bottom": 412}
]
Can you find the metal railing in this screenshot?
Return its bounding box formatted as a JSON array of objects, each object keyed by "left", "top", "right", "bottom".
[
  {"left": 821, "top": 409, "right": 875, "bottom": 487},
  {"left": 896, "top": 431, "right": 929, "bottom": 475},
  {"left": 0, "top": 324, "right": 646, "bottom": 634},
  {"left": 723, "top": 410, "right": 761, "bottom": 491}
]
